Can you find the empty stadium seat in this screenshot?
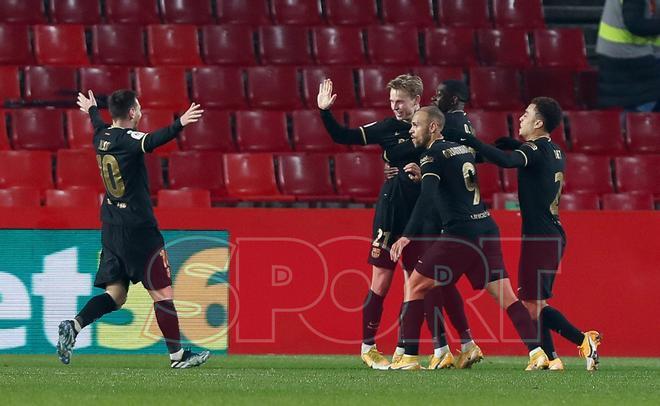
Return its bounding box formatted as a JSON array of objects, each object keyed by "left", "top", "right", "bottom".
[
  {"left": 566, "top": 111, "right": 625, "bottom": 154},
  {"left": 576, "top": 69, "right": 599, "bottom": 110},
  {"left": 492, "top": 192, "right": 519, "bottom": 210},
  {"left": 492, "top": 0, "right": 545, "bottom": 29},
  {"left": 235, "top": 111, "right": 290, "bottom": 152},
  {"left": 66, "top": 108, "right": 111, "bottom": 149},
  {"left": 191, "top": 67, "right": 247, "bottom": 109},
  {"left": 313, "top": 27, "right": 367, "bottom": 65},
  {"left": 347, "top": 109, "right": 393, "bottom": 128},
  {"left": 135, "top": 67, "right": 189, "bottom": 110},
  {"left": 148, "top": 25, "right": 202, "bottom": 66},
  {"left": 560, "top": 192, "right": 600, "bottom": 210},
  {"left": 46, "top": 188, "right": 100, "bottom": 208},
  {"left": 477, "top": 164, "right": 503, "bottom": 202},
  {"left": 10, "top": 109, "right": 65, "bottom": 151},
  {"left": 468, "top": 111, "right": 510, "bottom": 145},
  {"left": 24, "top": 66, "right": 78, "bottom": 104},
  {"left": 91, "top": 25, "right": 147, "bottom": 66},
  {"left": 0, "top": 110, "right": 9, "bottom": 150},
  {"left": 412, "top": 66, "right": 464, "bottom": 104},
  {"left": 476, "top": 29, "right": 531, "bottom": 68},
  {"left": 160, "top": 0, "right": 214, "bottom": 24},
  {"left": 79, "top": 66, "right": 132, "bottom": 101},
  {"left": 50, "top": 0, "right": 101, "bottom": 24},
  {"left": 291, "top": 110, "right": 349, "bottom": 152},
  {"left": 56, "top": 149, "right": 104, "bottom": 191},
  {"left": 201, "top": 25, "right": 256, "bottom": 65},
  {"left": 302, "top": 66, "right": 357, "bottom": 109},
  {"left": 469, "top": 67, "right": 523, "bottom": 110},
  {"left": 533, "top": 29, "right": 588, "bottom": 69},
  {"left": 602, "top": 192, "right": 654, "bottom": 210},
  {"left": 259, "top": 26, "right": 313, "bottom": 65},
  {"left": 277, "top": 153, "right": 347, "bottom": 200},
  {"left": 223, "top": 153, "right": 294, "bottom": 201},
  {"left": 381, "top": 0, "right": 435, "bottom": 27},
  {"left": 424, "top": 28, "right": 477, "bottom": 67},
  {"left": 0, "top": 0, "right": 46, "bottom": 23},
  {"left": 437, "top": 0, "right": 491, "bottom": 29},
  {"left": 168, "top": 151, "right": 229, "bottom": 200},
  {"left": 0, "top": 25, "right": 33, "bottom": 64},
  {"left": 179, "top": 110, "right": 234, "bottom": 152},
  {"left": 144, "top": 154, "right": 164, "bottom": 195},
  {"left": 524, "top": 68, "right": 579, "bottom": 111},
  {"left": 0, "top": 151, "right": 53, "bottom": 191},
  {"left": 501, "top": 168, "right": 517, "bottom": 192},
  {"left": 106, "top": 0, "right": 160, "bottom": 24},
  {"left": 325, "top": 0, "right": 378, "bottom": 25},
  {"left": 614, "top": 155, "right": 660, "bottom": 197},
  {"left": 217, "top": 0, "right": 271, "bottom": 25},
  {"left": 157, "top": 189, "right": 211, "bottom": 208},
  {"left": 138, "top": 109, "right": 179, "bottom": 156},
  {"left": 333, "top": 152, "right": 384, "bottom": 202},
  {"left": 367, "top": 25, "right": 420, "bottom": 66},
  {"left": 271, "top": 0, "right": 322, "bottom": 25},
  {"left": 246, "top": 67, "right": 303, "bottom": 109},
  {"left": 0, "top": 187, "right": 41, "bottom": 207},
  {"left": 0, "top": 67, "right": 21, "bottom": 104},
  {"left": 510, "top": 113, "right": 568, "bottom": 151},
  {"left": 626, "top": 113, "right": 660, "bottom": 153},
  {"left": 564, "top": 154, "right": 613, "bottom": 194},
  {"left": 33, "top": 25, "right": 88, "bottom": 66},
  {"left": 358, "top": 67, "right": 409, "bottom": 108}
]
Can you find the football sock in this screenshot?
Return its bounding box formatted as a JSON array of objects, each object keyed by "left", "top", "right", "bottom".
[
  {"left": 401, "top": 300, "right": 425, "bottom": 356},
  {"left": 360, "top": 343, "right": 374, "bottom": 354},
  {"left": 506, "top": 300, "right": 540, "bottom": 352},
  {"left": 75, "top": 292, "right": 118, "bottom": 330},
  {"left": 154, "top": 299, "right": 182, "bottom": 354},
  {"left": 424, "top": 286, "right": 448, "bottom": 348},
  {"left": 461, "top": 340, "right": 475, "bottom": 352},
  {"left": 362, "top": 290, "right": 384, "bottom": 346},
  {"left": 434, "top": 345, "right": 450, "bottom": 358},
  {"left": 72, "top": 318, "right": 82, "bottom": 334},
  {"left": 541, "top": 322, "right": 557, "bottom": 360},
  {"left": 169, "top": 348, "right": 184, "bottom": 361},
  {"left": 541, "top": 306, "right": 585, "bottom": 345},
  {"left": 396, "top": 302, "right": 405, "bottom": 349},
  {"left": 442, "top": 284, "right": 473, "bottom": 344},
  {"left": 394, "top": 346, "right": 405, "bottom": 356}
]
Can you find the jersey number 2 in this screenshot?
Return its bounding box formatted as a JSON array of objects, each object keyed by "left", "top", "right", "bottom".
[
  {"left": 96, "top": 154, "right": 125, "bottom": 198},
  {"left": 550, "top": 172, "right": 564, "bottom": 215},
  {"left": 462, "top": 162, "right": 481, "bottom": 205}
]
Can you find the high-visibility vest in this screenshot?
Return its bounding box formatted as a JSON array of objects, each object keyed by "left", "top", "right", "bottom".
[{"left": 597, "top": 0, "right": 660, "bottom": 58}]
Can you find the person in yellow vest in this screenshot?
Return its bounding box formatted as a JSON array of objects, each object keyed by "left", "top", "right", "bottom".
[{"left": 596, "top": 0, "right": 660, "bottom": 111}]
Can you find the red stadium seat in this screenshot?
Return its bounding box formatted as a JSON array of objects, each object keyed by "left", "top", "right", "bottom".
[
  {"left": 50, "top": 0, "right": 101, "bottom": 24},
  {"left": 259, "top": 26, "right": 313, "bottom": 65},
  {"left": 533, "top": 29, "right": 588, "bottom": 69},
  {"left": 501, "top": 168, "right": 517, "bottom": 192},
  {"left": 367, "top": 25, "right": 420, "bottom": 66},
  {"left": 523, "top": 68, "right": 578, "bottom": 111},
  {"left": 412, "top": 66, "right": 464, "bottom": 104},
  {"left": 235, "top": 110, "right": 290, "bottom": 152},
  {"left": 424, "top": 28, "right": 477, "bottom": 67},
  {"left": 0, "top": 187, "right": 41, "bottom": 207},
  {"left": 135, "top": 67, "right": 189, "bottom": 110},
  {"left": 168, "top": 151, "right": 229, "bottom": 201},
  {"left": 602, "top": 192, "right": 654, "bottom": 210},
  {"left": 626, "top": 113, "right": 660, "bottom": 153},
  {"left": 437, "top": 0, "right": 491, "bottom": 29},
  {"left": 217, "top": 0, "right": 271, "bottom": 25},
  {"left": 564, "top": 154, "right": 613, "bottom": 194},
  {"left": 492, "top": 192, "right": 519, "bottom": 210},
  {"left": 56, "top": 149, "right": 104, "bottom": 191},
  {"left": 476, "top": 29, "right": 531, "bottom": 68},
  {"left": 223, "top": 153, "right": 294, "bottom": 201},
  {"left": 277, "top": 153, "right": 347, "bottom": 201},
  {"left": 0, "top": 151, "right": 53, "bottom": 191},
  {"left": 477, "top": 164, "right": 503, "bottom": 202},
  {"left": 0, "top": 25, "right": 33, "bottom": 64},
  {"left": 179, "top": 109, "right": 234, "bottom": 152},
  {"left": 302, "top": 66, "right": 357, "bottom": 109},
  {"left": 79, "top": 66, "right": 132, "bottom": 101},
  {"left": 33, "top": 25, "right": 88, "bottom": 66},
  {"left": 0, "top": 110, "right": 9, "bottom": 150},
  {"left": 381, "top": 0, "right": 435, "bottom": 27},
  {"left": 46, "top": 188, "right": 100, "bottom": 208},
  {"left": 66, "top": 108, "right": 111, "bottom": 149},
  {"left": 0, "top": 67, "right": 21, "bottom": 105},
  {"left": 270, "top": 0, "right": 322, "bottom": 25},
  {"left": 347, "top": 109, "right": 393, "bottom": 128},
  {"left": 0, "top": 0, "right": 46, "bottom": 23},
  {"left": 511, "top": 112, "right": 568, "bottom": 151},
  {"left": 333, "top": 152, "right": 384, "bottom": 202},
  {"left": 358, "top": 67, "right": 409, "bottom": 108},
  {"left": 560, "top": 192, "right": 600, "bottom": 210},
  {"left": 201, "top": 25, "right": 256, "bottom": 65},
  {"left": 577, "top": 68, "right": 599, "bottom": 110},
  {"left": 145, "top": 154, "right": 164, "bottom": 195},
  {"left": 469, "top": 67, "right": 523, "bottom": 110},
  {"left": 614, "top": 155, "right": 660, "bottom": 196},
  {"left": 469, "top": 111, "right": 510, "bottom": 145},
  {"left": 312, "top": 27, "right": 366, "bottom": 65},
  {"left": 191, "top": 67, "right": 247, "bottom": 109},
  {"left": 24, "top": 66, "right": 78, "bottom": 105},
  {"left": 492, "top": 0, "right": 545, "bottom": 29},
  {"left": 91, "top": 25, "right": 147, "bottom": 66},
  {"left": 246, "top": 67, "right": 303, "bottom": 109},
  {"left": 160, "top": 0, "right": 214, "bottom": 24},
  {"left": 566, "top": 111, "right": 624, "bottom": 154},
  {"left": 325, "top": 0, "right": 378, "bottom": 25},
  {"left": 138, "top": 109, "right": 179, "bottom": 156},
  {"left": 10, "top": 109, "right": 65, "bottom": 151},
  {"left": 106, "top": 0, "right": 160, "bottom": 24},
  {"left": 291, "top": 110, "right": 349, "bottom": 153},
  {"left": 158, "top": 189, "right": 211, "bottom": 208},
  {"left": 147, "top": 25, "right": 202, "bottom": 66}
]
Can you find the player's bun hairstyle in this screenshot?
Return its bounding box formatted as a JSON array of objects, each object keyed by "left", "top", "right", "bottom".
[
  {"left": 387, "top": 74, "right": 423, "bottom": 99},
  {"left": 442, "top": 80, "right": 470, "bottom": 102},
  {"left": 108, "top": 89, "right": 138, "bottom": 120},
  {"left": 531, "top": 97, "right": 562, "bottom": 133}
]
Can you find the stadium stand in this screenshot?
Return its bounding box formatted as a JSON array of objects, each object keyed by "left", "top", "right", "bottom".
[{"left": 157, "top": 189, "right": 212, "bottom": 208}]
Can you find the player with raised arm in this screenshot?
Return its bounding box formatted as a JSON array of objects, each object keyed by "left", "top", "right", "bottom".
[{"left": 56, "top": 90, "right": 210, "bottom": 369}]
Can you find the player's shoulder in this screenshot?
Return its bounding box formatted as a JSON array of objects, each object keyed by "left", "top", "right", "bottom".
[{"left": 444, "top": 110, "right": 469, "bottom": 125}]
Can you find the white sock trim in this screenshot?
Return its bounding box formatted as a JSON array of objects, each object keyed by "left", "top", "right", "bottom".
[
  {"left": 394, "top": 346, "right": 405, "bottom": 355},
  {"left": 170, "top": 348, "right": 184, "bottom": 361},
  {"left": 72, "top": 319, "right": 82, "bottom": 333},
  {"left": 461, "top": 340, "right": 475, "bottom": 352},
  {"left": 361, "top": 343, "right": 375, "bottom": 354},
  {"left": 434, "top": 345, "right": 450, "bottom": 358}
]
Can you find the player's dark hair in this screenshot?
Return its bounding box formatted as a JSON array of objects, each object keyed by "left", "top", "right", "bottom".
[
  {"left": 442, "top": 80, "right": 470, "bottom": 102},
  {"left": 108, "top": 89, "right": 138, "bottom": 120},
  {"left": 419, "top": 105, "right": 445, "bottom": 129},
  {"left": 531, "top": 97, "right": 562, "bottom": 133},
  {"left": 387, "top": 74, "right": 423, "bottom": 99}
]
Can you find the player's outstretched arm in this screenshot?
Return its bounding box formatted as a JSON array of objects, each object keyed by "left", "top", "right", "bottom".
[
  {"left": 77, "top": 90, "right": 107, "bottom": 130},
  {"left": 179, "top": 103, "right": 204, "bottom": 126},
  {"left": 317, "top": 79, "right": 337, "bottom": 110},
  {"left": 316, "top": 79, "right": 368, "bottom": 145},
  {"left": 141, "top": 103, "right": 204, "bottom": 153},
  {"left": 443, "top": 131, "right": 525, "bottom": 168}
]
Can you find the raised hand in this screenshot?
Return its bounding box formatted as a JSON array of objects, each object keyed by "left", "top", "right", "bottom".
[
  {"left": 77, "top": 90, "right": 97, "bottom": 114},
  {"left": 317, "top": 78, "right": 337, "bottom": 110},
  {"left": 180, "top": 103, "right": 204, "bottom": 126}
]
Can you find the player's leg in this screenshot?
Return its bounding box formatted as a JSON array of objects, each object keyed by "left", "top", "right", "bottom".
[
  {"left": 360, "top": 264, "right": 394, "bottom": 370},
  {"left": 423, "top": 286, "right": 455, "bottom": 369}
]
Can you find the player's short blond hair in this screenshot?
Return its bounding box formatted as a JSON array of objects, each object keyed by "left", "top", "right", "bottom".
[{"left": 387, "top": 74, "right": 423, "bottom": 99}]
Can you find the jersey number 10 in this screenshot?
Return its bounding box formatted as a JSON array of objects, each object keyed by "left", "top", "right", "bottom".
[{"left": 96, "top": 154, "right": 126, "bottom": 198}]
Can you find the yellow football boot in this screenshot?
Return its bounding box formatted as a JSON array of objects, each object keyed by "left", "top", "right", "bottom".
[
  {"left": 389, "top": 354, "right": 422, "bottom": 370},
  {"left": 548, "top": 358, "right": 564, "bottom": 371},
  {"left": 578, "top": 330, "right": 601, "bottom": 371},
  {"left": 391, "top": 351, "right": 404, "bottom": 365},
  {"left": 525, "top": 348, "right": 550, "bottom": 371},
  {"left": 361, "top": 346, "right": 390, "bottom": 370},
  {"left": 454, "top": 342, "right": 484, "bottom": 369},
  {"left": 428, "top": 352, "right": 455, "bottom": 369}
]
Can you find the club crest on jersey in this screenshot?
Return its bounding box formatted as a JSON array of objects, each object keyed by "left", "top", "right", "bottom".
[
  {"left": 420, "top": 155, "right": 434, "bottom": 166},
  {"left": 127, "top": 130, "right": 147, "bottom": 140},
  {"left": 523, "top": 142, "right": 538, "bottom": 150},
  {"left": 371, "top": 247, "right": 381, "bottom": 258}
]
